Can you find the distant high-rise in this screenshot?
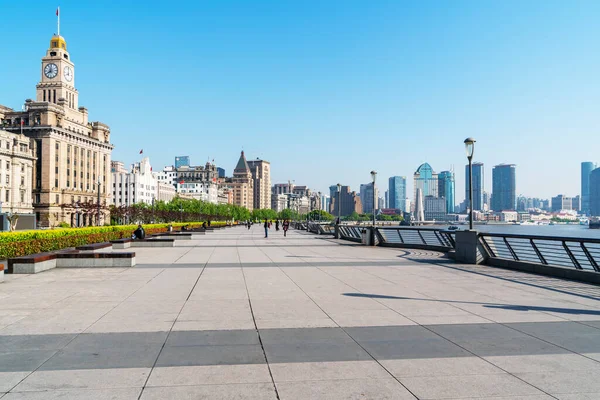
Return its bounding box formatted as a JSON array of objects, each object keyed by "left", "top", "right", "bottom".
[
  {"left": 329, "top": 185, "right": 362, "bottom": 217},
  {"left": 551, "top": 195, "right": 574, "bottom": 212},
  {"left": 590, "top": 168, "right": 600, "bottom": 216},
  {"left": 388, "top": 176, "right": 407, "bottom": 211},
  {"left": 582, "top": 162, "right": 596, "bottom": 215},
  {"left": 175, "top": 156, "right": 190, "bottom": 168},
  {"left": 437, "top": 171, "right": 455, "bottom": 213},
  {"left": 384, "top": 190, "right": 389, "bottom": 209},
  {"left": 465, "top": 162, "right": 484, "bottom": 211},
  {"left": 217, "top": 167, "right": 225, "bottom": 178},
  {"left": 360, "top": 183, "right": 378, "bottom": 214},
  {"left": 247, "top": 158, "right": 271, "bottom": 210},
  {"left": 413, "top": 163, "right": 438, "bottom": 207},
  {"left": 491, "top": 164, "right": 516, "bottom": 211}
]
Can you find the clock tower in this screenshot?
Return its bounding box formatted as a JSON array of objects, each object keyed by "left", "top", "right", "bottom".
[
  {"left": 36, "top": 35, "right": 79, "bottom": 114},
  {"left": 0, "top": 11, "right": 114, "bottom": 228}
]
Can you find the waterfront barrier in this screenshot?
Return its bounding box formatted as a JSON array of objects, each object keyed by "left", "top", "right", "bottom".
[{"left": 318, "top": 225, "right": 600, "bottom": 284}]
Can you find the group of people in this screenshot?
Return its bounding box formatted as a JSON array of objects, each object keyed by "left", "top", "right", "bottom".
[{"left": 260, "top": 219, "right": 290, "bottom": 238}]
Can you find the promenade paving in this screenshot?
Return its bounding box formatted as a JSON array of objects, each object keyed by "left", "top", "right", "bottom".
[{"left": 1, "top": 226, "right": 600, "bottom": 399}]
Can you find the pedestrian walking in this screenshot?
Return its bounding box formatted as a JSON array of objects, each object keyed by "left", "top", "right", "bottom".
[
  {"left": 275, "top": 220, "right": 280, "bottom": 231},
  {"left": 264, "top": 219, "right": 269, "bottom": 238},
  {"left": 283, "top": 219, "right": 289, "bottom": 237}
]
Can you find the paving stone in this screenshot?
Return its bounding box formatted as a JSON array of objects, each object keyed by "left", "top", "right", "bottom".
[
  {"left": 146, "top": 365, "right": 272, "bottom": 386},
  {"left": 1, "top": 388, "right": 142, "bottom": 399},
  {"left": 276, "top": 378, "right": 415, "bottom": 399},
  {"left": 139, "top": 383, "right": 276, "bottom": 399},
  {"left": 12, "top": 368, "right": 149, "bottom": 391},
  {"left": 156, "top": 344, "right": 266, "bottom": 367}
]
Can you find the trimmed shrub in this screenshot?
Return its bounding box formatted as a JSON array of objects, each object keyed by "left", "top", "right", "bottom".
[{"left": 0, "top": 222, "right": 225, "bottom": 259}]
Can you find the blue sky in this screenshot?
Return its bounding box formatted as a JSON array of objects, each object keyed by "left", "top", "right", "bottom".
[{"left": 2, "top": 0, "right": 599, "bottom": 203}]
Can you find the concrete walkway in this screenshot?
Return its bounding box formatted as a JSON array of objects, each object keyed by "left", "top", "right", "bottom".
[{"left": 1, "top": 226, "right": 600, "bottom": 399}]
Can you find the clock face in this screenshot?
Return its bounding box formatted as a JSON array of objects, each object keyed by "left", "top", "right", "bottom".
[
  {"left": 44, "top": 63, "right": 58, "bottom": 79},
  {"left": 63, "top": 66, "right": 73, "bottom": 82}
]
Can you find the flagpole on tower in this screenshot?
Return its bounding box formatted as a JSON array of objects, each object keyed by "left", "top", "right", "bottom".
[{"left": 57, "top": 7, "right": 60, "bottom": 36}]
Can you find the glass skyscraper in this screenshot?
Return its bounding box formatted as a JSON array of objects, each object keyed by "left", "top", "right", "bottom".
[
  {"left": 590, "top": 168, "right": 600, "bottom": 216},
  {"left": 437, "top": 171, "right": 455, "bottom": 214},
  {"left": 388, "top": 176, "right": 406, "bottom": 211},
  {"left": 465, "top": 162, "right": 484, "bottom": 211},
  {"left": 175, "top": 156, "right": 190, "bottom": 168},
  {"left": 413, "top": 163, "right": 438, "bottom": 208},
  {"left": 581, "top": 162, "right": 596, "bottom": 215},
  {"left": 491, "top": 164, "right": 516, "bottom": 211}
]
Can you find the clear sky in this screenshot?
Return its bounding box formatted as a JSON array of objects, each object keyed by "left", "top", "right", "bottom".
[{"left": 2, "top": 0, "right": 599, "bottom": 204}]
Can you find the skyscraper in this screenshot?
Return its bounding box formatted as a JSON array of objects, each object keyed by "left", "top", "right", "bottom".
[
  {"left": 465, "top": 162, "right": 484, "bottom": 211},
  {"left": 360, "top": 183, "right": 378, "bottom": 215},
  {"left": 581, "top": 162, "right": 596, "bottom": 215},
  {"left": 491, "top": 164, "right": 516, "bottom": 211},
  {"left": 437, "top": 171, "right": 455, "bottom": 213},
  {"left": 329, "top": 185, "right": 362, "bottom": 216},
  {"left": 175, "top": 156, "right": 190, "bottom": 168},
  {"left": 590, "top": 168, "right": 600, "bottom": 216},
  {"left": 388, "top": 176, "right": 406, "bottom": 211},
  {"left": 413, "top": 163, "right": 438, "bottom": 207}
]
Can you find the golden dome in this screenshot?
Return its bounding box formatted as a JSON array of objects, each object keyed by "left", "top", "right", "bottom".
[{"left": 49, "top": 35, "right": 67, "bottom": 51}]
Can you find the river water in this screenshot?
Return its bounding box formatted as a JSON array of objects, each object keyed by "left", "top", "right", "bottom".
[{"left": 470, "top": 224, "right": 600, "bottom": 239}]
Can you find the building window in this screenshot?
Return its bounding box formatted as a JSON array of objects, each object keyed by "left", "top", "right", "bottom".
[
  {"left": 5, "top": 190, "right": 9, "bottom": 202},
  {"left": 35, "top": 194, "right": 40, "bottom": 203},
  {"left": 55, "top": 167, "right": 58, "bottom": 174},
  {"left": 5, "top": 176, "right": 9, "bottom": 184},
  {"left": 5, "top": 161, "right": 9, "bottom": 170},
  {"left": 20, "top": 191, "right": 25, "bottom": 203},
  {"left": 43, "top": 90, "right": 46, "bottom": 101},
  {"left": 53, "top": 89, "right": 56, "bottom": 103},
  {"left": 20, "top": 176, "right": 24, "bottom": 186},
  {"left": 55, "top": 194, "right": 59, "bottom": 204},
  {"left": 55, "top": 179, "right": 58, "bottom": 187}
]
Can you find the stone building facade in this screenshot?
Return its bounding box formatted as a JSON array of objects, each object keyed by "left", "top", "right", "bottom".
[
  {"left": 247, "top": 159, "right": 271, "bottom": 210},
  {"left": 0, "top": 130, "right": 36, "bottom": 214},
  {"left": 231, "top": 151, "right": 253, "bottom": 211},
  {"left": 0, "top": 32, "right": 112, "bottom": 227}
]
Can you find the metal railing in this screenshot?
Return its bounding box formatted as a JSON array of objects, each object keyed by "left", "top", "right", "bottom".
[
  {"left": 336, "top": 226, "right": 455, "bottom": 250},
  {"left": 479, "top": 232, "right": 600, "bottom": 272},
  {"left": 376, "top": 227, "right": 455, "bottom": 250},
  {"left": 307, "top": 222, "right": 335, "bottom": 235}
]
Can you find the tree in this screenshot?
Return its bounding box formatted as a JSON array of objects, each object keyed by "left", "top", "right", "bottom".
[{"left": 307, "top": 210, "right": 334, "bottom": 221}]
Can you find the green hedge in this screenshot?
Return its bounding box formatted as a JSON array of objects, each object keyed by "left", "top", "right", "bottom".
[{"left": 0, "top": 222, "right": 226, "bottom": 259}]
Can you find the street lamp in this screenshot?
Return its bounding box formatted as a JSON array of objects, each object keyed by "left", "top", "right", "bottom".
[
  {"left": 464, "top": 137, "right": 476, "bottom": 230},
  {"left": 97, "top": 180, "right": 102, "bottom": 226},
  {"left": 370, "top": 170, "right": 377, "bottom": 226},
  {"left": 336, "top": 183, "right": 341, "bottom": 225}
]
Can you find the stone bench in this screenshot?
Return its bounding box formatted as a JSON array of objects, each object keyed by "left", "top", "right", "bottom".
[
  {"left": 55, "top": 252, "right": 136, "bottom": 268},
  {"left": 110, "top": 238, "right": 133, "bottom": 249},
  {"left": 7, "top": 249, "right": 135, "bottom": 274},
  {"left": 130, "top": 238, "right": 175, "bottom": 248},
  {"left": 7, "top": 250, "right": 77, "bottom": 274},
  {"left": 76, "top": 242, "right": 113, "bottom": 252},
  {"left": 151, "top": 233, "right": 192, "bottom": 240}
]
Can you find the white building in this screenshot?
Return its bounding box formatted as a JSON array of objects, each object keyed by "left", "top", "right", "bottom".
[
  {"left": 321, "top": 195, "right": 330, "bottom": 213},
  {"left": 156, "top": 166, "right": 177, "bottom": 186},
  {"left": 272, "top": 194, "right": 288, "bottom": 212},
  {"left": 156, "top": 181, "right": 176, "bottom": 203},
  {"left": 111, "top": 157, "right": 157, "bottom": 207},
  {"left": 0, "top": 130, "right": 36, "bottom": 215},
  {"left": 177, "top": 181, "right": 218, "bottom": 203}
]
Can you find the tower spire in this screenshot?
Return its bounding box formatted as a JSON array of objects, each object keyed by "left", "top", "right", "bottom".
[{"left": 56, "top": 7, "right": 60, "bottom": 36}]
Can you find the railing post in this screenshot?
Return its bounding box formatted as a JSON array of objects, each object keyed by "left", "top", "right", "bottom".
[
  {"left": 563, "top": 241, "right": 582, "bottom": 270},
  {"left": 454, "top": 230, "right": 484, "bottom": 264},
  {"left": 530, "top": 239, "right": 547, "bottom": 265},
  {"left": 581, "top": 243, "right": 600, "bottom": 272},
  {"left": 503, "top": 237, "right": 519, "bottom": 261}
]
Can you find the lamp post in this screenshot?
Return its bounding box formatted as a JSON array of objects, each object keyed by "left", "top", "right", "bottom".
[
  {"left": 97, "top": 180, "right": 101, "bottom": 226},
  {"left": 370, "top": 171, "right": 377, "bottom": 226},
  {"left": 336, "top": 183, "right": 341, "bottom": 224},
  {"left": 464, "top": 137, "right": 476, "bottom": 230}
]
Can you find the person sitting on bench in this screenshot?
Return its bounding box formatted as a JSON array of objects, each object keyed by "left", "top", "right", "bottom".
[{"left": 132, "top": 224, "right": 146, "bottom": 239}]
